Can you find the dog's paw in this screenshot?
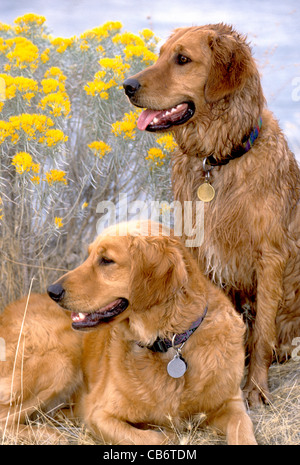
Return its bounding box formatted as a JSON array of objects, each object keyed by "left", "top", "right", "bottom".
[{"left": 243, "top": 382, "right": 272, "bottom": 407}]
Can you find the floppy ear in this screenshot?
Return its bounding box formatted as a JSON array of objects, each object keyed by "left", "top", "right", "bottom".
[
  {"left": 205, "top": 31, "right": 252, "bottom": 103},
  {"left": 129, "top": 236, "right": 188, "bottom": 310}
]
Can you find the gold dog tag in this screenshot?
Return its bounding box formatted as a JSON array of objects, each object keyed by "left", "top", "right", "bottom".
[{"left": 197, "top": 182, "right": 215, "bottom": 202}]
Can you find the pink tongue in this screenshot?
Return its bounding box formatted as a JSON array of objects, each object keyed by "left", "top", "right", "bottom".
[{"left": 137, "top": 109, "right": 162, "bottom": 131}]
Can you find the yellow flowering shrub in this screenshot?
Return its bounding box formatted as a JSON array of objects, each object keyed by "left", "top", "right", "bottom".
[
  {"left": 45, "top": 169, "right": 67, "bottom": 185},
  {"left": 84, "top": 71, "right": 116, "bottom": 99},
  {"left": 0, "top": 75, "right": 38, "bottom": 103},
  {"left": 156, "top": 134, "right": 178, "bottom": 151},
  {"left": 5, "top": 37, "right": 39, "bottom": 71},
  {"left": 111, "top": 111, "right": 139, "bottom": 140},
  {"left": 88, "top": 140, "right": 112, "bottom": 158},
  {"left": 7, "top": 114, "right": 55, "bottom": 142},
  {"left": 51, "top": 37, "right": 75, "bottom": 53},
  {"left": 14, "top": 13, "right": 46, "bottom": 35},
  {"left": 11, "top": 151, "right": 35, "bottom": 174},
  {"left": 146, "top": 147, "right": 166, "bottom": 166},
  {"left": 80, "top": 21, "right": 122, "bottom": 43},
  {"left": 41, "top": 78, "right": 65, "bottom": 94},
  {"left": 39, "top": 91, "right": 71, "bottom": 117},
  {"left": 123, "top": 44, "right": 157, "bottom": 64},
  {"left": 41, "top": 129, "right": 68, "bottom": 147},
  {"left": 44, "top": 67, "right": 67, "bottom": 82},
  {"left": 0, "top": 14, "right": 174, "bottom": 304}
]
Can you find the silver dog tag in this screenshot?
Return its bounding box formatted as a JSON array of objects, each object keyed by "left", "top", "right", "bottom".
[{"left": 167, "top": 354, "right": 187, "bottom": 378}]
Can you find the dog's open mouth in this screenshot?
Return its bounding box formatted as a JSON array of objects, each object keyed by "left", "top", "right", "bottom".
[
  {"left": 137, "top": 102, "right": 195, "bottom": 132},
  {"left": 71, "top": 298, "right": 129, "bottom": 330}
]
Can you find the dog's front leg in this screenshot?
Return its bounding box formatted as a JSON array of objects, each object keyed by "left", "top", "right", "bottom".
[
  {"left": 87, "top": 409, "right": 168, "bottom": 445},
  {"left": 207, "top": 393, "right": 257, "bottom": 445},
  {"left": 244, "top": 252, "right": 286, "bottom": 406}
]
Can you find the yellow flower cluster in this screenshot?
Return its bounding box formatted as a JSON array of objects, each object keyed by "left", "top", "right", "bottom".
[
  {"left": 55, "top": 216, "right": 63, "bottom": 228},
  {"left": 5, "top": 37, "right": 39, "bottom": 71},
  {"left": 0, "top": 113, "right": 54, "bottom": 144},
  {"left": 39, "top": 67, "right": 70, "bottom": 117},
  {"left": 88, "top": 140, "right": 112, "bottom": 158},
  {"left": 45, "top": 169, "right": 67, "bottom": 185},
  {"left": 14, "top": 13, "right": 46, "bottom": 35},
  {"left": 112, "top": 31, "right": 145, "bottom": 47},
  {"left": 145, "top": 135, "right": 176, "bottom": 167},
  {"left": 140, "top": 29, "right": 156, "bottom": 42},
  {"left": 80, "top": 21, "right": 122, "bottom": 43},
  {"left": 44, "top": 67, "right": 67, "bottom": 83},
  {"left": 0, "top": 196, "right": 3, "bottom": 220},
  {"left": 123, "top": 44, "right": 157, "bottom": 64},
  {"left": 0, "top": 23, "right": 11, "bottom": 33},
  {"left": 84, "top": 70, "right": 115, "bottom": 99},
  {"left": 40, "top": 129, "right": 68, "bottom": 147},
  {"left": 146, "top": 147, "right": 166, "bottom": 166},
  {"left": 0, "top": 120, "right": 16, "bottom": 144},
  {"left": 79, "top": 39, "right": 89, "bottom": 52},
  {"left": 51, "top": 37, "right": 75, "bottom": 54},
  {"left": 111, "top": 111, "right": 139, "bottom": 140},
  {"left": 85, "top": 56, "right": 130, "bottom": 99},
  {"left": 156, "top": 134, "right": 177, "bottom": 151},
  {"left": 40, "top": 47, "right": 50, "bottom": 63},
  {"left": 0, "top": 74, "right": 38, "bottom": 104},
  {"left": 112, "top": 30, "right": 158, "bottom": 65},
  {"left": 99, "top": 56, "right": 130, "bottom": 81},
  {"left": 41, "top": 78, "right": 65, "bottom": 94},
  {"left": 39, "top": 91, "right": 71, "bottom": 117},
  {"left": 11, "top": 151, "right": 40, "bottom": 174}
]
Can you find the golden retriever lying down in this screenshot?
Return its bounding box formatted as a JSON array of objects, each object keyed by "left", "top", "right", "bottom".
[
  {"left": 40, "top": 221, "right": 254, "bottom": 445},
  {"left": 123, "top": 24, "right": 300, "bottom": 406},
  {"left": 1, "top": 222, "right": 256, "bottom": 445}
]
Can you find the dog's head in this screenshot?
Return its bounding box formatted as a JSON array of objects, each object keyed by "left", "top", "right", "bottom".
[
  {"left": 47, "top": 221, "right": 203, "bottom": 335},
  {"left": 123, "top": 24, "right": 259, "bottom": 132}
]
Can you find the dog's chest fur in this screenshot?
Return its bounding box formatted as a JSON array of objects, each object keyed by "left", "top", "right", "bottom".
[{"left": 171, "top": 151, "right": 258, "bottom": 290}]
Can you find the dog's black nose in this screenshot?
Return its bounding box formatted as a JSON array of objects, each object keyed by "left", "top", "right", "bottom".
[
  {"left": 47, "top": 283, "right": 65, "bottom": 302},
  {"left": 123, "top": 78, "right": 141, "bottom": 98}
]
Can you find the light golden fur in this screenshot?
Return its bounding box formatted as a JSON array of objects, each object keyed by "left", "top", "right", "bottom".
[
  {"left": 124, "top": 24, "right": 300, "bottom": 406},
  {"left": 0, "top": 293, "right": 82, "bottom": 443},
  {"left": 1, "top": 222, "right": 256, "bottom": 445}
]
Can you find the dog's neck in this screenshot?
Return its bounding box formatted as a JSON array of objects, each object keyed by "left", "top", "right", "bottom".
[
  {"left": 204, "top": 116, "right": 262, "bottom": 167},
  {"left": 173, "top": 78, "right": 264, "bottom": 162},
  {"left": 126, "top": 281, "right": 208, "bottom": 349},
  {"left": 139, "top": 305, "right": 208, "bottom": 353}
]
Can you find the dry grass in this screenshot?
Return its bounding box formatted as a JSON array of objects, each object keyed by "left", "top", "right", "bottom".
[{"left": 1, "top": 359, "right": 299, "bottom": 446}]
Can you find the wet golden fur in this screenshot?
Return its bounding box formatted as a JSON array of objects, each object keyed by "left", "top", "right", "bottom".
[
  {"left": 124, "top": 24, "right": 300, "bottom": 406},
  {"left": 0, "top": 222, "right": 256, "bottom": 445}
]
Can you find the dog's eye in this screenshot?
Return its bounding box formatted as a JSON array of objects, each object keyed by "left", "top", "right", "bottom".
[
  {"left": 176, "top": 54, "right": 191, "bottom": 65},
  {"left": 99, "top": 257, "right": 115, "bottom": 266}
]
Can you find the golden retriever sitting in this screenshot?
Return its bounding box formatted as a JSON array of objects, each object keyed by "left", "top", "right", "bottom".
[
  {"left": 43, "top": 221, "right": 256, "bottom": 445},
  {"left": 123, "top": 24, "right": 300, "bottom": 406}
]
